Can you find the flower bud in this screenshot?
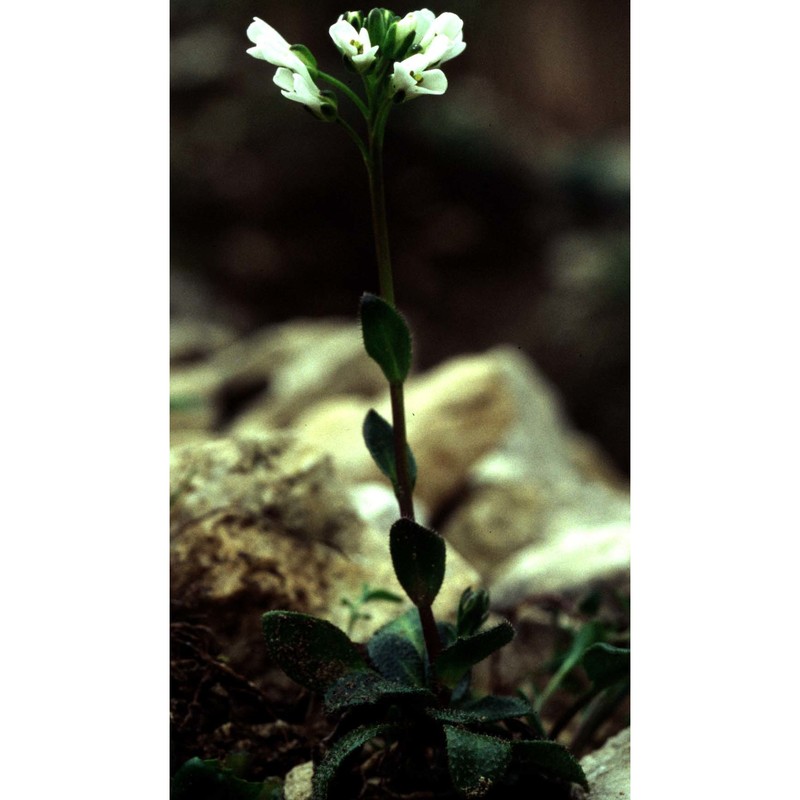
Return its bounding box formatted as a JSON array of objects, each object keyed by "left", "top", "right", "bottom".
[{"left": 457, "top": 587, "right": 490, "bottom": 637}]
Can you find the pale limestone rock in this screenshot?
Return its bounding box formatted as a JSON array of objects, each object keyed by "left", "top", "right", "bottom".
[
  {"left": 489, "top": 520, "right": 630, "bottom": 609},
  {"left": 292, "top": 352, "right": 518, "bottom": 512},
  {"left": 282, "top": 761, "right": 313, "bottom": 800},
  {"left": 170, "top": 319, "right": 386, "bottom": 443},
  {"left": 578, "top": 727, "right": 630, "bottom": 800},
  {"left": 170, "top": 319, "right": 238, "bottom": 364},
  {"left": 430, "top": 347, "right": 629, "bottom": 583},
  {"left": 439, "top": 483, "right": 550, "bottom": 582},
  {"left": 170, "top": 433, "right": 479, "bottom": 677}
]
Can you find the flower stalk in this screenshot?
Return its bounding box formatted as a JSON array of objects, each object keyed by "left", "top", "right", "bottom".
[{"left": 246, "top": 6, "right": 468, "bottom": 675}]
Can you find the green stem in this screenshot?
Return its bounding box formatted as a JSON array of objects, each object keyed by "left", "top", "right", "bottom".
[
  {"left": 364, "top": 99, "right": 441, "bottom": 669},
  {"left": 335, "top": 116, "right": 369, "bottom": 163},
  {"left": 366, "top": 132, "right": 394, "bottom": 305},
  {"left": 317, "top": 70, "right": 369, "bottom": 119}
]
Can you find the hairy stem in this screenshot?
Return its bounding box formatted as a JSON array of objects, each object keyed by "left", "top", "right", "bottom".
[{"left": 365, "top": 107, "right": 442, "bottom": 668}]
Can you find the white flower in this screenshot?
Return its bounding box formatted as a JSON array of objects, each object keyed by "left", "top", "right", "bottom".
[
  {"left": 329, "top": 16, "right": 379, "bottom": 73},
  {"left": 391, "top": 52, "right": 448, "bottom": 100},
  {"left": 394, "top": 8, "right": 436, "bottom": 47},
  {"left": 246, "top": 17, "right": 308, "bottom": 77},
  {"left": 273, "top": 67, "right": 332, "bottom": 119},
  {"left": 417, "top": 11, "right": 466, "bottom": 67},
  {"left": 390, "top": 10, "right": 465, "bottom": 101}
]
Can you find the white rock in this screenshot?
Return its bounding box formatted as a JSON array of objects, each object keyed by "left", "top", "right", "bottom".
[{"left": 579, "top": 727, "right": 630, "bottom": 800}]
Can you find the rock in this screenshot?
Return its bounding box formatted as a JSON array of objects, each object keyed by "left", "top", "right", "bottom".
[
  {"left": 489, "top": 520, "right": 630, "bottom": 609},
  {"left": 170, "top": 433, "right": 480, "bottom": 680},
  {"left": 434, "top": 347, "right": 628, "bottom": 582},
  {"left": 283, "top": 761, "right": 314, "bottom": 800},
  {"left": 170, "top": 319, "right": 386, "bottom": 444},
  {"left": 578, "top": 727, "right": 630, "bottom": 800},
  {"left": 290, "top": 350, "right": 519, "bottom": 513},
  {"left": 170, "top": 319, "right": 238, "bottom": 365}
]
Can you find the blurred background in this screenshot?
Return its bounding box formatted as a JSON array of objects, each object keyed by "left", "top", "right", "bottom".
[{"left": 171, "top": 0, "right": 630, "bottom": 474}]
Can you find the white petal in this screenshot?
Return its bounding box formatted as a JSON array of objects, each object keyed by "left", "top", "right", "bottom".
[
  {"left": 391, "top": 61, "right": 418, "bottom": 95},
  {"left": 247, "top": 17, "right": 290, "bottom": 49},
  {"left": 272, "top": 67, "right": 295, "bottom": 92},
  {"left": 412, "top": 68, "right": 448, "bottom": 96},
  {"left": 329, "top": 18, "right": 359, "bottom": 56}
]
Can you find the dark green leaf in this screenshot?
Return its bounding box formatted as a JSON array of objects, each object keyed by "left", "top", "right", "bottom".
[
  {"left": 262, "top": 611, "right": 369, "bottom": 692},
  {"left": 428, "top": 695, "right": 533, "bottom": 725},
  {"left": 444, "top": 726, "right": 511, "bottom": 798},
  {"left": 324, "top": 670, "right": 435, "bottom": 714},
  {"left": 390, "top": 519, "right": 445, "bottom": 607},
  {"left": 367, "top": 608, "right": 427, "bottom": 686},
  {"left": 359, "top": 293, "right": 412, "bottom": 383},
  {"left": 435, "top": 622, "right": 515, "bottom": 689},
  {"left": 362, "top": 409, "right": 418, "bottom": 490},
  {"left": 171, "top": 757, "right": 279, "bottom": 800},
  {"left": 312, "top": 723, "right": 395, "bottom": 800},
  {"left": 582, "top": 643, "right": 630, "bottom": 690},
  {"left": 512, "top": 740, "right": 588, "bottom": 789}
]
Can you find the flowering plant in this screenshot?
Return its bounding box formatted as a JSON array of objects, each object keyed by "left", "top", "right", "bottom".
[{"left": 172, "top": 8, "right": 609, "bottom": 800}]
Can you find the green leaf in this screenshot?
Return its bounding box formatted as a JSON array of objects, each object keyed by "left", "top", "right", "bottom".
[
  {"left": 435, "top": 622, "right": 515, "bottom": 689},
  {"left": 444, "top": 726, "right": 511, "bottom": 798},
  {"left": 512, "top": 740, "right": 588, "bottom": 790},
  {"left": 582, "top": 643, "right": 630, "bottom": 690},
  {"left": 428, "top": 695, "right": 533, "bottom": 725},
  {"left": 536, "top": 620, "right": 606, "bottom": 712},
  {"left": 359, "top": 293, "right": 412, "bottom": 383},
  {"left": 324, "top": 670, "right": 435, "bottom": 714},
  {"left": 312, "top": 723, "right": 395, "bottom": 800},
  {"left": 367, "top": 608, "right": 427, "bottom": 686},
  {"left": 390, "top": 519, "right": 445, "bottom": 607},
  {"left": 362, "top": 409, "right": 418, "bottom": 490},
  {"left": 171, "top": 757, "right": 280, "bottom": 800},
  {"left": 360, "top": 587, "right": 404, "bottom": 604},
  {"left": 262, "top": 611, "right": 369, "bottom": 692}
]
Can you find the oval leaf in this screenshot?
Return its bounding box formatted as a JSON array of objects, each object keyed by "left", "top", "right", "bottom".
[
  {"left": 324, "top": 670, "right": 435, "bottom": 714},
  {"left": 444, "top": 726, "right": 511, "bottom": 798},
  {"left": 512, "top": 740, "right": 588, "bottom": 790},
  {"left": 262, "top": 611, "right": 368, "bottom": 692},
  {"left": 390, "top": 519, "right": 445, "bottom": 607},
  {"left": 428, "top": 694, "right": 533, "bottom": 725},
  {"left": 359, "top": 293, "right": 412, "bottom": 383},
  {"left": 582, "top": 642, "right": 630, "bottom": 690},
  {"left": 362, "top": 409, "right": 418, "bottom": 490},
  {"left": 435, "top": 622, "right": 515, "bottom": 689},
  {"left": 312, "top": 723, "right": 395, "bottom": 800}
]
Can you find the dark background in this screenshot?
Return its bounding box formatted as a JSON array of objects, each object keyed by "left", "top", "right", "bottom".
[{"left": 171, "top": 0, "right": 630, "bottom": 474}]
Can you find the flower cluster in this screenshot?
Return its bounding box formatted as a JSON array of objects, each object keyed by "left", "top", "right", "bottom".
[{"left": 245, "top": 7, "right": 466, "bottom": 116}]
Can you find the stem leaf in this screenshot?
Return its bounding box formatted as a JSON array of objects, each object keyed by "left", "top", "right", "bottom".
[
  {"left": 362, "top": 409, "right": 417, "bottom": 490},
  {"left": 359, "top": 292, "right": 412, "bottom": 383},
  {"left": 390, "top": 518, "right": 445, "bottom": 607}
]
